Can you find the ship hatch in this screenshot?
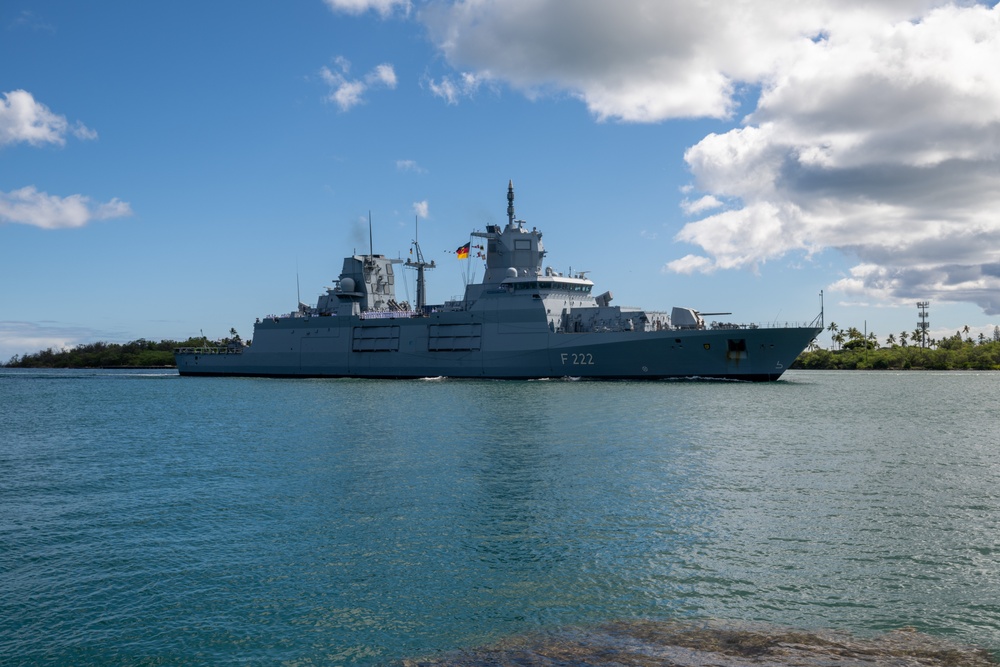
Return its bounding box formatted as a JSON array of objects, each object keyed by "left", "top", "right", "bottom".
[
  {"left": 352, "top": 325, "right": 400, "bottom": 352},
  {"left": 727, "top": 338, "right": 748, "bottom": 360}
]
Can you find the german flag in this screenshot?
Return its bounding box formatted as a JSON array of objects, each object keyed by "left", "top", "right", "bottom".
[{"left": 455, "top": 242, "right": 470, "bottom": 259}]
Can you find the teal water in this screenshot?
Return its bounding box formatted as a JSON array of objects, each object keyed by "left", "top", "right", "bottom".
[{"left": 1, "top": 369, "right": 998, "bottom": 665}]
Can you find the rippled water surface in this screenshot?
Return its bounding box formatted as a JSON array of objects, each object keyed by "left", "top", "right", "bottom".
[{"left": 1, "top": 369, "right": 998, "bottom": 665}]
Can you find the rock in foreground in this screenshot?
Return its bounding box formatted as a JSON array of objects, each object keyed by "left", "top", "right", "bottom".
[{"left": 399, "top": 619, "right": 996, "bottom": 667}]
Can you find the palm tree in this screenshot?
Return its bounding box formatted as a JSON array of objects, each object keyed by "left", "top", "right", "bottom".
[
  {"left": 833, "top": 331, "right": 846, "bottom": 351},
  {"left": 846, "top": 327, "right": 863, "bottom": 348},
  {"left": 827, "top": 321, "right": 839, "bottom": 349},
  {"left": 886, "top": 333, "right": 896, "bottom": 347},
  {"left": 867, "top": 331, "right": 878, "bottom": 349},
  {"left": 899, "top": 331, "right": 908, "bottom": 347},
  {"left": 912, "top": 328, "right": 925, "bottom": 348}
]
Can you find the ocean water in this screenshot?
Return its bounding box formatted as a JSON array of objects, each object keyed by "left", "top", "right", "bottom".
[{"left": 1, "top": 368, "right": 998, "bottom": 665}]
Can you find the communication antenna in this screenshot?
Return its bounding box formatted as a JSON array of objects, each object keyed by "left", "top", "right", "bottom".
[{"left": 917, "top": 301, "right": 930, "bottom": 348}]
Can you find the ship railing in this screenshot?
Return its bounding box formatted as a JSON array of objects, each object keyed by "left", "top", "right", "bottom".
[
  {"left": 708, "top": 321, "right": 817, "bottom": 330},
  {"left": 359, "top": 309, "right": 419, "bottom": 320},
  {"left": 174, "top": 346, "right": 244, "bottom": 355}
]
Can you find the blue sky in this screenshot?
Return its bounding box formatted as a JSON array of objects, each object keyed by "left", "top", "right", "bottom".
[{"left": 3, "top": 0, "right": 1000, "bottom": 360}]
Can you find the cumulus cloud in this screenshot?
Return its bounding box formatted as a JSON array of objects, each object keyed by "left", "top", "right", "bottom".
[
  {"left": 0, "top": 89, "right": 97, "bottom": 147},
  {"left": 680, "top": 195, "right": 724, "bottom": 216},
  {"left": 672, "top": 3, "right": 1000, "bottom": 314},
  {"left": 412, "top": 200, "right": 429, "bottom": 218},
  {"left": 0, "top": 322, "right": 73, "bottom": 362},
  {"left": 414, "top": 1, "right": 1000, "bottom": 314},
  {"left": 422, "top": 1, "right": 992, "bottom": 121},
  {"left": 420, "top": 0, "right": 937, "bottom": 120},
  {"left": 0, "top": 186, "right": 133, "bottom": 229},
  {"left": 321, "top": 58, "right": 398, "bottom": 111},
  {"left": 0, "top": 321, "right": 122, "bottom": 363},
  {"left": 323, "top": 0, "right": 410, "bottom": 18}
]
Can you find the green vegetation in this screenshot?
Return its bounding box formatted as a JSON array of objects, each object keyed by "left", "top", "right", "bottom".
[
  {"left": 4, "top": 337, "right": 214, "bottom": 368},
  {"left": 795, "top": 324, "right": 1000, "bottom": 370}
]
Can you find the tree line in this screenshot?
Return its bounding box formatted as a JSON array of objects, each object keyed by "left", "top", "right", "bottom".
[
  {"left": 6, "top": 324, "right": 1000, "bottom": 370},
  {"left": 4, "top": 337, "right": 215, "bottom": 368},
  {"left": 794, "top": 322, "right": 1000, "bottom": 370}
]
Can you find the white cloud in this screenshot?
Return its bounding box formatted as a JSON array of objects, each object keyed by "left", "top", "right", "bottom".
[
  {"left": 321, "top": 59, "right": 398, "bottom": 111},
  {"left": 412, "top": 200, "right": 429, "bottom": 218},
  {"left": 323, "top": 0, "right": 410, "bottom": 18},
  {"left": 71, "top": 121, "right": 98, "bottom": 141},
  {"left": 371, "top": 63, "right": 397, "bottom": 88},
  {"left": 0, "top": 89, "right": 97, "bottom": 147},
  {"left": 414, "top": 1, "right": 1000, "bottom": 315},
  {"left": 329, "top": 77, "right": 366, "bottom": 110},
  {"left": 426, "top": 71, "right": 484, "bottom": 105},
  {"left": 396, "top": 159, "right": 426, "bottom": 173},
  {"left": 672, "top": 201, "right": 817, "bottom": 273},
  {"left": 420, "top": 1, "right": 945, "bottom": 121},
  {"left": 680, "top": 195, "right": 724, "bottom": 216},
  {"left": 671, "top": 3, "right": 1000, "bottom": 314},
  {"left": 7, "top": 10, "right": 56, "bottom": 33},
  {"left": 427, "top": 78, "right": 458, "bottom": 105},
  {"left": 664, "top": 254, "right": 715, "bottom": 275},
  {"left": 827, "top": 264, "right": 907, "bottom": 304},
  {"left": 0, "top": 186, "right": 133, "bottom": 229},
  {"left": 0, "top": 321, "right": 106, "bottom": 363}
]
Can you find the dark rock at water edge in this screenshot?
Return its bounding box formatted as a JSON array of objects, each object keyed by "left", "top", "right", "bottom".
[{"left": 398, "top": 620, "right": 997, "bottom": 667}]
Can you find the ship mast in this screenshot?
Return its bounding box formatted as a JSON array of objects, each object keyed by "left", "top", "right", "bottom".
[
  {"left": 507, "top": 179, "right": 515, "bottom": 227},
  {"left": 404, "top": 216, "right": 435, "bottom": 310}
]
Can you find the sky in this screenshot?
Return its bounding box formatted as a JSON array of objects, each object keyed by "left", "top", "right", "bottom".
[{"left": 3, "top": 0, "right": 1000, "bottom": 361}]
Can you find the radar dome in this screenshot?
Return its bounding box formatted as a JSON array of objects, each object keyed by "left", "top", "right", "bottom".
[
  {"left": 506, "top": 267, "right": 518, "bottom": 278},
  {"left": 340, "top": 277, "right": 356, "bottom": 292}
]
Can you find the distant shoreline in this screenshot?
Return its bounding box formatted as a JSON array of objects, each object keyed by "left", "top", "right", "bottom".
[{"left": 5, "top": 334, "right": 1000, "bottom": 372}]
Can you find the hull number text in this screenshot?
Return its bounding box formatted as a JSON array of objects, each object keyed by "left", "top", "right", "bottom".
[{"left": 561, "top": 353, "right": 595, "bottom": 366}]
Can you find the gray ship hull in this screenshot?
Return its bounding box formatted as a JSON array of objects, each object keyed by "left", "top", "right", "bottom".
[{"left": 176, "top": 311, "right": 820, "bottom": 381}]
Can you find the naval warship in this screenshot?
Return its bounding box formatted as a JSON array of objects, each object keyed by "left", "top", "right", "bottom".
[{"left": 175, "top": 182, "right": 822, "bottom": 380}]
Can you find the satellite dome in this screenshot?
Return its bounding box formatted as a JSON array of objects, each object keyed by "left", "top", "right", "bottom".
[
  {"left": 506, "top": 267, "right": 518, "bottom": 278},
  {"left": 340, "top": 277, "right": 355, "bottom": 292}
]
